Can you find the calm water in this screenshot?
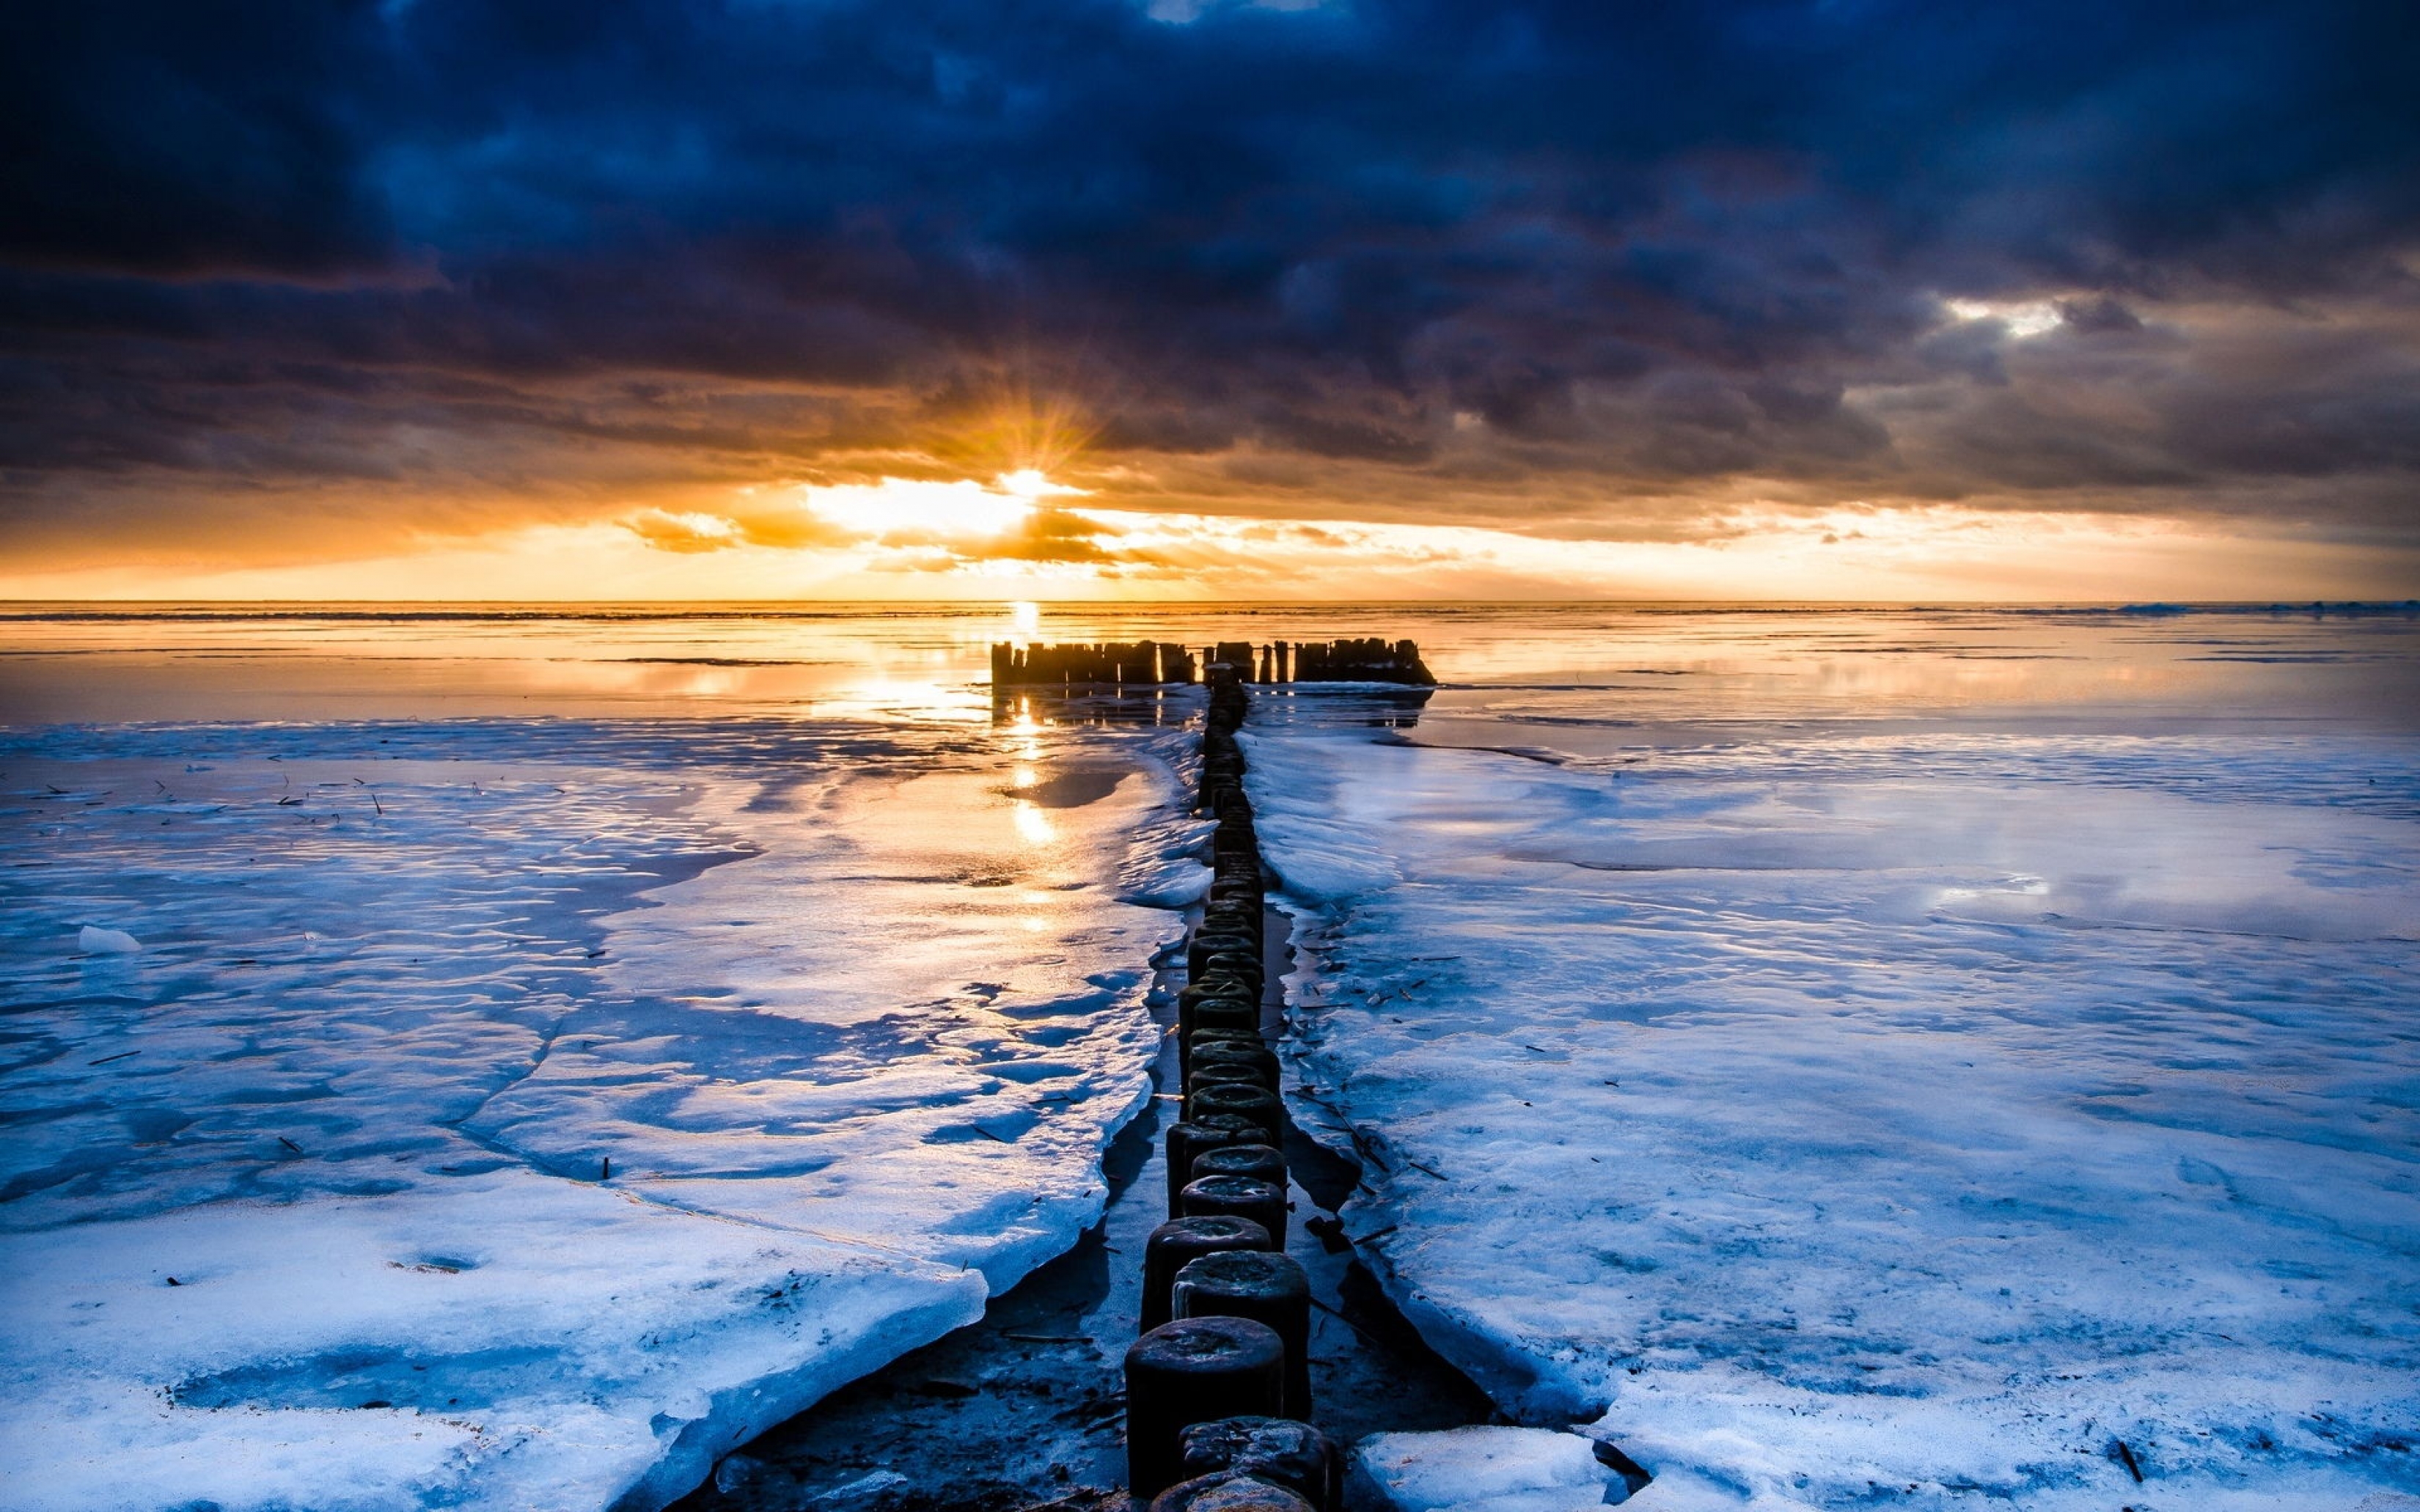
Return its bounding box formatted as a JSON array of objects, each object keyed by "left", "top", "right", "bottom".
[{"left": 5, "top": 601, "right": 2415, "bottom": 735}]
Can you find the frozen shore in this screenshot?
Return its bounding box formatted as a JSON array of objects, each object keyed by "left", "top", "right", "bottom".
[
  {"left": 1, "top": 715, "right": 1198, "bottom": 1511},
  {"left": 1247, "top": 718, "right": 2420, "bottom": 1509}
]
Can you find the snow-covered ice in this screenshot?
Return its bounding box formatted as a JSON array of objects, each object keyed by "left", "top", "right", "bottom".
[
  {"left": 1352, "top": 1425, "right": 1629, "bottom": 1512},
  {"left": 5, "top": 1170, "right": 983, "bottom": 1512},
  {"left": 1, "top": 713, "right": 1198, "bottom": 1511},
  {"left": 1248, "top": 641, "right": 2420, "bottom": 1508}
]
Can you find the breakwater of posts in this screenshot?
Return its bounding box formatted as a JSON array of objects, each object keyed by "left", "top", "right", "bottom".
[
  {"left": 676, "top": 641, "right": 1492, "bottom": 1512},
  {"left": 994, "top": 639, "right": 1436, "bottom": 690},
  {"left": 1115, "top": 655, "right": 1342, "bottom": 1512},
  {"left": 1110, "top": 650, "right": 1649, "bottom": 1511}
]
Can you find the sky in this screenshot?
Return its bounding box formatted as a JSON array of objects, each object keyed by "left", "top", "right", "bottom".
[{"left": 1, "top": 0, "right": 2416, "bottom": 601}]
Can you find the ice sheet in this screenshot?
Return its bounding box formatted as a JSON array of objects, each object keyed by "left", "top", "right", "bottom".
[
  {"left": 2, "top": 1172, "right": 986, "bottom": 1512},
  {"left": 0, "top": 713, "right": 1198, "bottom": 1510},
  {"left": 1245, "top": 718, "right": 2420, "bottom": 1509},
  {"left": 1352, "top": 1425, "right": 1626, "bottom": 1512}
]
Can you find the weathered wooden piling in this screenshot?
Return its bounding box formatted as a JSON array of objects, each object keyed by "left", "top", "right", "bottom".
[
  {"left": 1186, "top": 1065, "right": 1277, "bottom": 1129},
  {"left": 1286, "top": 636, "right": 1436, "bottom": 685},
  {"left": 1187, "top": 1060, "right": 1270, "bottom": 1096},
  {"left": 1167, "top": 1117, "right": 1265, "bottom": 1213},
  {"left": 1189, "top": 1041, "right": 1281, "bottom": 1090},
  {"left": 1181, "top": 1021, "right": 1263, "bottom": 1082},
  {"left": 989, "top": 638, "right": 1205, "bottom": 687},
  {"left": 1181, "top": 1173, "right": 1289, "bottom": 1248},
  {"left": 1179, "top": 983, "right": 1258, "bottom": 1046},
  {"left": 1189, "top": 1081, "right": 1285, "bottom": 1141},
  {"left": 1188, "top": 999, "right": 1261, "bottom": 1042},
  {"left": 1125, "top": 1317, "right": 1288, "bottom": 1498},
  {"left": 1173, "top": 1249, "right": 1315, "bottom": 1419},
  {"left": 1192, "top": 1142, "right": 1286, "bottom": 1186},
  {"left": 1214, "top": 642, "right": 1256, "bottom": 684},
  {"left": 1178, "top": 1418, "right": 1342, "bottom": 1511},
  {"left": 1187, "top": 929, "right": 1259, "bottom": 975},
  {"left": 1148, "top": 1473, "right": 1316, "bottom": 1512},
  {"left": 989, "top": 634, "right": 1431, "bottom": 689},
  {"left": 1143, "top": 1214, "right": 1275, "bottom": 1332}
]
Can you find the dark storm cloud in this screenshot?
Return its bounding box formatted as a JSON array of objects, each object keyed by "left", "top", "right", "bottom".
[{"left": 3, "top": 0, "right": 2417, "bottom": 565}]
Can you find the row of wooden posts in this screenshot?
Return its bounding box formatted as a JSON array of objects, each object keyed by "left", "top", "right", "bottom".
[
  {"left": 1118, "top": 661, "right": 1346, "bottom": 1511},
  {"left": 991, "top": 638, "right": 1436, "bottom": 689}
]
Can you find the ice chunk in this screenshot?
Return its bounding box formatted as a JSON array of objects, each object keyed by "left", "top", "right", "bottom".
[
  {"left": 1353, "top": 1426, "right": 1619, "bottom": 1512},
  {"left": 77, "top": 924, "right": 141, "bottom": 953}
]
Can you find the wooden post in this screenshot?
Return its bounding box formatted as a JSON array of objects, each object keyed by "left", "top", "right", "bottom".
[
  {"left": 1172, "top": 1248, "right": 1314, "bottom": 1418},
  {"left": 1125, "top": 1317, "right": 1286, "bottom": 1498},
  {"left": 1142, "top": 1214, "right": 1274, "bottom": 1332},
  {"left": 1187, "top": 1082, "right": 1283, "bottom": 1142},
  {"left": 1189, "top": 1142, "right": 1286, "bottom": 1186},
  {"left": 1177, "top": 1419, "right": 1341, "bottom": 1511},
  {"left": 1180, "top": 1173, "right": 1288, "bottom": 1249},
  {"left": 1166, "top": 1117, "right": 1264, "bottom": 1214},
  {"left": 1149, "top": 1475, "right": 1313, "bottom": 1512}
]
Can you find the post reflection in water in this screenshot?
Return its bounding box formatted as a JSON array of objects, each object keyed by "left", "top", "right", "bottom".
[
  {"left": 1244, "top": 684, "right": 1435, "bottom": 733},
  {"left": 989, "top": 686, "right": 1192, "bottom": 729}
]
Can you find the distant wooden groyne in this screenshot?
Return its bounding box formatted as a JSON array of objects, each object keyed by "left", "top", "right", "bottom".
[{"left": 991, "top": 636, "right": 1435, "bottom": 689}]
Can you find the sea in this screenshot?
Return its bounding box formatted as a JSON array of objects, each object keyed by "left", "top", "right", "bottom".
[{"left": 2, "top": 601, "right": 2415, "bottom": 1512}]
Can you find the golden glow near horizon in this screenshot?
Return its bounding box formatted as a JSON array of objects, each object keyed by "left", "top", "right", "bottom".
[
  {"left": 6, "top": 353, "right": 2412, "bottom": 603},
  {"left": 3, "top": 460, "right": 2410, "bottom": 603}
]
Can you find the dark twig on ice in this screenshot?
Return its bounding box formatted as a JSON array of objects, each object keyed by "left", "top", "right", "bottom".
[{"left": 2113, "top": 1439, "right": 2145, "bottom": 1483}]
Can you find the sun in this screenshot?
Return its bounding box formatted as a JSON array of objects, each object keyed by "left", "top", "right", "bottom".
[
  {"left": 793, "top": 469, "right": 1086, "bottom": 541},
  {"left": 997, "top": 468, "right": 1082, "bottom": 503}
]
